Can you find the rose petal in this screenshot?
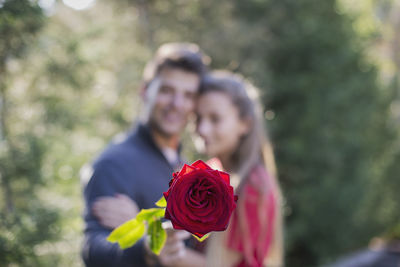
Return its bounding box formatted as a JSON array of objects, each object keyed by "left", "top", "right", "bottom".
[
  {"left": 218, "top": 170, "right": 230, "bottom": 185},
  {"left": 191, "top": 160, "right": 212, "bottom": 170},
  {"left": 163, "top": 191, "right": 170, "bottom": 200},
  {"left": 178, "top": 164, "right": 196, "bottom": 177},
  {"left": 164, "top": 208, "right": 172, "bottom": 220}
]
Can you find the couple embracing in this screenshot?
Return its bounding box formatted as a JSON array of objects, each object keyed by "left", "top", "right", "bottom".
[{"left": 81, "top": 43, "right": 283, "bottom": 267}]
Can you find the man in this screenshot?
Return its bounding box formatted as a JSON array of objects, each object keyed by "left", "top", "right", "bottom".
[{"left": 81, "top": 43, "right": 209, "bottom": 267}]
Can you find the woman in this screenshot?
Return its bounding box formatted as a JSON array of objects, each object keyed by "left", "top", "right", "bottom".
[{"left": 196, "top": 70, "right": 284, "bottom": 267}]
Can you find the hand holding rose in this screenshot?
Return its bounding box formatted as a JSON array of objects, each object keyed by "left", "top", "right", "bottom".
[{"left": 157, "top": 228, "right": 190, "bottom": 266}]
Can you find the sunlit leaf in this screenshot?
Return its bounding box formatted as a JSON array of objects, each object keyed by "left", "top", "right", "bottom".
[
  {"left": 107, "top": 218, "right": 139, "bottom": 242},
  {"left": 193, "top": 233, "right": 209, "bottom": 242},
  {"left": 155, "top": 196, "right": 167, "bottom": 208},
  {"left": 118, "top": 221, "right": 146, "bottom": 249},
  {"left": 136, "top": 208, "right": 165, "bottom": 222},
  {"left": 148, "top": 219, "right": 167, "bottom": 255},
  {"left": 107, "top": 218, "right": 146, "bottom": 249}
]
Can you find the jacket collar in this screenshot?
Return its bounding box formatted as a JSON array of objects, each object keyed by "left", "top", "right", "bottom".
[{"left": 129, "top": 122, "right": 183, "bottom": 168}]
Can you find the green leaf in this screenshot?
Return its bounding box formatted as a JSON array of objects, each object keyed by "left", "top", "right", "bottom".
[
  {"left": 155, "top": 196, "right": 167, "bottom": 208},
  {"left": 107, "top": 219, "right": 146, "bottom": 249},
  {"left": 193, "top": 233, "right": 210, "bottom": 242},
  {"left": 136, "top": 208, "right": 165, "bottom": 222},
  {"left": 148, "top": 219, "right": 167, "bottom": 255},
  {"left": 107, "top": 219, "right": 140, "bottom": 242},
  {"left": 118, "top": 222, "right": 146, "bottom": 249}
]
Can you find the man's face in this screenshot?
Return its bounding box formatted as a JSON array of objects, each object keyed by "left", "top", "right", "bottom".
[{"left": 148, "top": 68, "right": 200, "bottom": 138}]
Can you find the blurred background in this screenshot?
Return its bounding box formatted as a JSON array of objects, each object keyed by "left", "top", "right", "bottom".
[{"left": 1, "top": 0, "right": 399, "bottom": 266}]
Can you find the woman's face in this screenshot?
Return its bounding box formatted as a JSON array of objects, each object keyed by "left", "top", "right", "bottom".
[{"left": 196, "top": 91, "right": 249, "bottom": 160}]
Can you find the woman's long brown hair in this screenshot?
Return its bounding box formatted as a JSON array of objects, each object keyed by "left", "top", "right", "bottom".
[{"left": 201, "top": 70, "right": 284, "bottom": 266}]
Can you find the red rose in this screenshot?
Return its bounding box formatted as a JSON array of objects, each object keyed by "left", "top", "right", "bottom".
[{"left": 163, "top": 160, "right": 237, "bottom": 238}]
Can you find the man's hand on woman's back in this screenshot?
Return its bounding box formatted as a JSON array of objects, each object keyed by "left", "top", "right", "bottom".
[{"left": 92, "top": 194, "right": 139, "bottom": 229}]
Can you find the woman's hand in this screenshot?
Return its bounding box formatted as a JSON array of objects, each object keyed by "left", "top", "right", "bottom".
[
  {"left": 92, "top": 194, "right": 139, "bottom": 229},
  {"left": 154, "top": 227, "right": 205, "bottom": 267},
  {"left": 157, "top": 228, "right": 190, "bottom": 266}
]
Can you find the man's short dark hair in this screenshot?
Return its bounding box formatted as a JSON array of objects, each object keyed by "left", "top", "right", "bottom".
[{"left": 142, "top": 43, "right": 210, "bottom": 86}]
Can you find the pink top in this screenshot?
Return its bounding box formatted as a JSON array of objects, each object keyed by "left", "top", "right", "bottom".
[{"left": 227, "top": 165, "right": 276, "bottom": 267}]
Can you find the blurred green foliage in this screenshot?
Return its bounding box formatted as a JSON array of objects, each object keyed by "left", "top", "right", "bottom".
[
  {"left": 233, "top": 0, "right": 398, "bottom": 265},
  {"left": 0, "top": 0, "right": 399, "bottom": 266},
  {"left": 0, "top": 0, "right": 44, "bottom": 62},
  {"left": 0, "top": 1, "right": 60, "bottom": 265}
]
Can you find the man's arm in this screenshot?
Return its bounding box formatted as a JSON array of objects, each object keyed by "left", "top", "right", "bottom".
[
  {"left": 82, "top": 231, "right": 149, "bottom": 267},
  {"left": 81, "top": 160, "right": 151, "bottom": 267}
]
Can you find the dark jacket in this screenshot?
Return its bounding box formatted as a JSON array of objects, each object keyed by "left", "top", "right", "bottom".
[{"left": 82, "top": 123, "right": 179, "bottom": 267}]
